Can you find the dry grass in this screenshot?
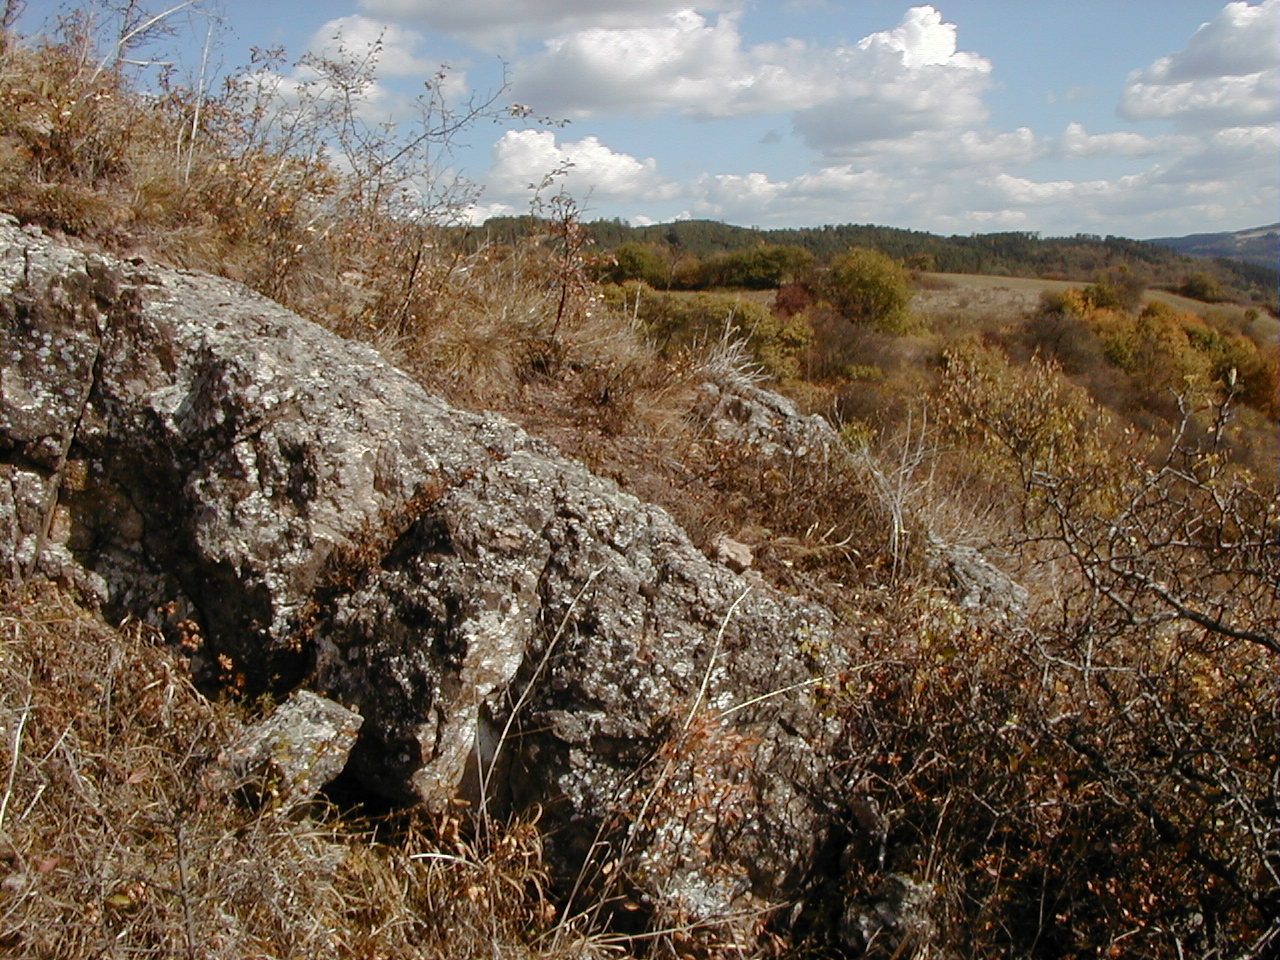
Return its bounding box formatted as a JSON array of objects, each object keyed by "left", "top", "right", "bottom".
[
  {"left": 0, "top": 583, "right": 623, "bottom": 960},
  {"left": 913, "top": 277, "right": 1048, "bottom": 329},
  {"left": 916, "top": 271, "right": 1268, "bottom": 326}
]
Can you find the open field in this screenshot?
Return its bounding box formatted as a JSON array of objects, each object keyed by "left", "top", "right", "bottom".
[
  {"left": 918, "top": 271, "right": 1269, "bottom": 320},
  {"left": 915, "top": 272, "right": 1279, "bottom": 344},
  {"left": 912, "top": 274, "right": 1058, "bottom": 327},
  {"left": 663, "top": 275, "right": 1276, "bottom": 343}
]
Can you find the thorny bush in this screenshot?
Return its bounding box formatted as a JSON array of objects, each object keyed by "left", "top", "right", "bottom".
[{"left": 807, "top": 347, "right": 1280, "bottom": 959}]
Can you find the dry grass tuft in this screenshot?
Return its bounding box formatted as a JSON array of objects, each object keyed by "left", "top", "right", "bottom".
[{"left": 0, "top": 584, "right": 618, "bottom": 959}]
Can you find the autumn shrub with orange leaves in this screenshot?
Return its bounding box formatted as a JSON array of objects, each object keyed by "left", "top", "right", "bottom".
[{"left": 1040, "top": 287, "right": 1278, "bottom": 420}]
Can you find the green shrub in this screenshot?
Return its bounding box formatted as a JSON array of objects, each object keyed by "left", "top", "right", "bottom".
[
  {"left": 1081, "top": 265, "right": 1146, "bottom": 312},
  {"left": 602, "top": 283, "right": 811, "bottom": 380},
  {"left": 1178, "top": 272, "right": 1226, "bottom": 302},
  {"left": 824, "top": 247, "right": 915, "bottom": 333},
  {"left": 701, "top": 244, "right": 813, "bottom": 289},
  {"left": 595, "top": 242, "right": 671, "bottom": 287}
]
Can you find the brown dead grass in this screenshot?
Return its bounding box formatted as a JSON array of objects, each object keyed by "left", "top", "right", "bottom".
[
  {"left": 916, "top": 271, "right": 1269, "bottom": 326},
  {"left": 0, "top": 583, "right": 622, "bottom": 960}
]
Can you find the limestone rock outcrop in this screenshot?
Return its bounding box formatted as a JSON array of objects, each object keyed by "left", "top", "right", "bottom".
[
  {"left": 0, "top": 217, "right": 844, "bottom": 921},
  {"left": 693, "top": 378, "right": 838, "bottom": 459}
]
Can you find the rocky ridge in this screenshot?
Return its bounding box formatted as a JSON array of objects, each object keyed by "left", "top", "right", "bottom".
[{"left": 0, "top": 216, "right": 848, "bottom": 922}]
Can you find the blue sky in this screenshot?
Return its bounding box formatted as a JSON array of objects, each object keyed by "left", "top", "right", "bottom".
[{"left": 28, "top": 1, "right": 1280, "bottom": 237}]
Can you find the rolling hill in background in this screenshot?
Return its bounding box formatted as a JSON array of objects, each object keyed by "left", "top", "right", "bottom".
[
  {"left": 1147, "top": 223, "right": 1278, "bottom": 269},
  {"left": 474, "top": 216, "right": 1276, "bottom": 312}
]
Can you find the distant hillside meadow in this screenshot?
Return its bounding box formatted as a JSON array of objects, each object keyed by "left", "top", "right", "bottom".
[{"left": 474, "top": 216, "right": 1277, "bottom": 312}]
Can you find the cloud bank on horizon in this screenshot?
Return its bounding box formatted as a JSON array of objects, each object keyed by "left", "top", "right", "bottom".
[{"left": 300, "top": 1, "right": 1277, "bottom": 236}]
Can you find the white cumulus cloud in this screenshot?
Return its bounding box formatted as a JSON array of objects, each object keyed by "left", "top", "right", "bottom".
[
  {"left": 357, "top": 0, "right": 729, "bottom": 47},
  {"left": 1135, "top": 0, "right": 1278, "bottom": 81},
  {"left": 1120, "top": 0, "right": 1280, "bottom": 128},
  {"left": 515, "top": 10, "right": 753, "bottom": 118},
  {"left": 513, "top": 5, "right": 992, "bottom": 158},
  {"left": 486, "top": 130, "right": 679, "bottom": 204},
  {"left": 1058, "top": 123, "right": 1189, "bottom": 158},
  {"left": 859, "top": 127, "right": 1041, "bottom": 167},
  {"left": 985, "top": 173, "right": 1103, "bottom": 206},
  {"left": 309, "top": 15, "right": 433, "bottom": 77},
  {"left": 790, "top": 6, "right": 991, "bottom": 157},
  {"left": 854, "top": 3, "right": 967, "bottom": 69}
]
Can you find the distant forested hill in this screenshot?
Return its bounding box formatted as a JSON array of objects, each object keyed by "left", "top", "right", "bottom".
[
  {"left": 1147, "top": 224, "right": 1278, "bottom": 269},
  {"left": 473, "top": 216, "right": 1274, "bottom": 310}
]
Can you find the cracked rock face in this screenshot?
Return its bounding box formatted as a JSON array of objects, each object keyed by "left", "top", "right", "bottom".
[{"left": 0, "top": 217, "right": 846, "bottom": 922}]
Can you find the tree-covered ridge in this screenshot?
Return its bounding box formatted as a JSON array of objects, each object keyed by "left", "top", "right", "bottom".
[
  {"left": 473, "top": 216, "right": 1275, "bottom": 310},
  {"left": 1149, "top": 222, "right": 1279, "bottom": 269}
]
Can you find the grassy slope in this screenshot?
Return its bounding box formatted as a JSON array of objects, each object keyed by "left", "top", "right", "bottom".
[{"left": 920, "top": 271, "right": 1267, "bottom": 320}]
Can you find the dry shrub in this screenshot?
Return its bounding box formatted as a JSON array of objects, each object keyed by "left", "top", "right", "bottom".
[
  {"left": 0, "top": 583, "right": 345, "bottom": 958},
  {"left": 0, "top": 38, "right": 141, "bottom": 237},
  {"left": 0, "top": 16, "right": 507, "bottom": 337},
  {"left": 1031, "top": 291, "right": 1280, "bottom": 424},
  {"left": 812, "top": 350, "right": 1280, "bottom": 959},
  {"left": 0, "top": 30, "right": 333, "bottom": 295},
  {"left": 803, "top": 305, "right": 936, "bottom": 400},
  {"left": 818, "top": 590, "right": 1273, "bottom": 959},
  {"left": 602, "top": 282, "right": 812, "bottom": 382},
  {"left": 773, "top": 281, "right": 814, "bottom": 317},
  {"left": 799, "top": 386, "right": 1279, "bottom": 959},
  {"left": 359, "top": 232, "right": 716, "bottom": 454},
  {"left": 1022, "top": 309, "right": 1108, "bottom": 376}
]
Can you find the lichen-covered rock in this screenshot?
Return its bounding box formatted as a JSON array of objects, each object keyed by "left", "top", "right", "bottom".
[
  {"left": 693, "top": 379, "right": 838, "bottom": 459},
  {"left": 210, "top": 690, "right": 362, "bottom": 806},
  {"left": 0, "top": 216, "right": 846, "bottom": 923},
  {"left": 928, "top": 536, "right": 1029, "bottom": 618},
  {"left": 711, "top": 531, "right": 754, "bottom": 572},
  {"left": 839, "top": 873, "right": 941, "bottom": 958}
]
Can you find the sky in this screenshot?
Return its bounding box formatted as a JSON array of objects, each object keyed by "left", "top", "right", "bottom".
[{"left": 29, "top": 0, "right": 1280, "bottom": 238}]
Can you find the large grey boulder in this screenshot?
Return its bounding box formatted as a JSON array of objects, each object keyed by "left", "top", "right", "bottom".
[{"left": 0, "top": 217, "right": 844, "bottom": 922}]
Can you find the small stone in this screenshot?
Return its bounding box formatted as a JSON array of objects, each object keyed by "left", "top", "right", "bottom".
[
  {"left": 712, "top": 532, "right": 754, "bottom": 572},
  {"left": 211, "top": 690, "right": 362, "bottom": 806}
]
